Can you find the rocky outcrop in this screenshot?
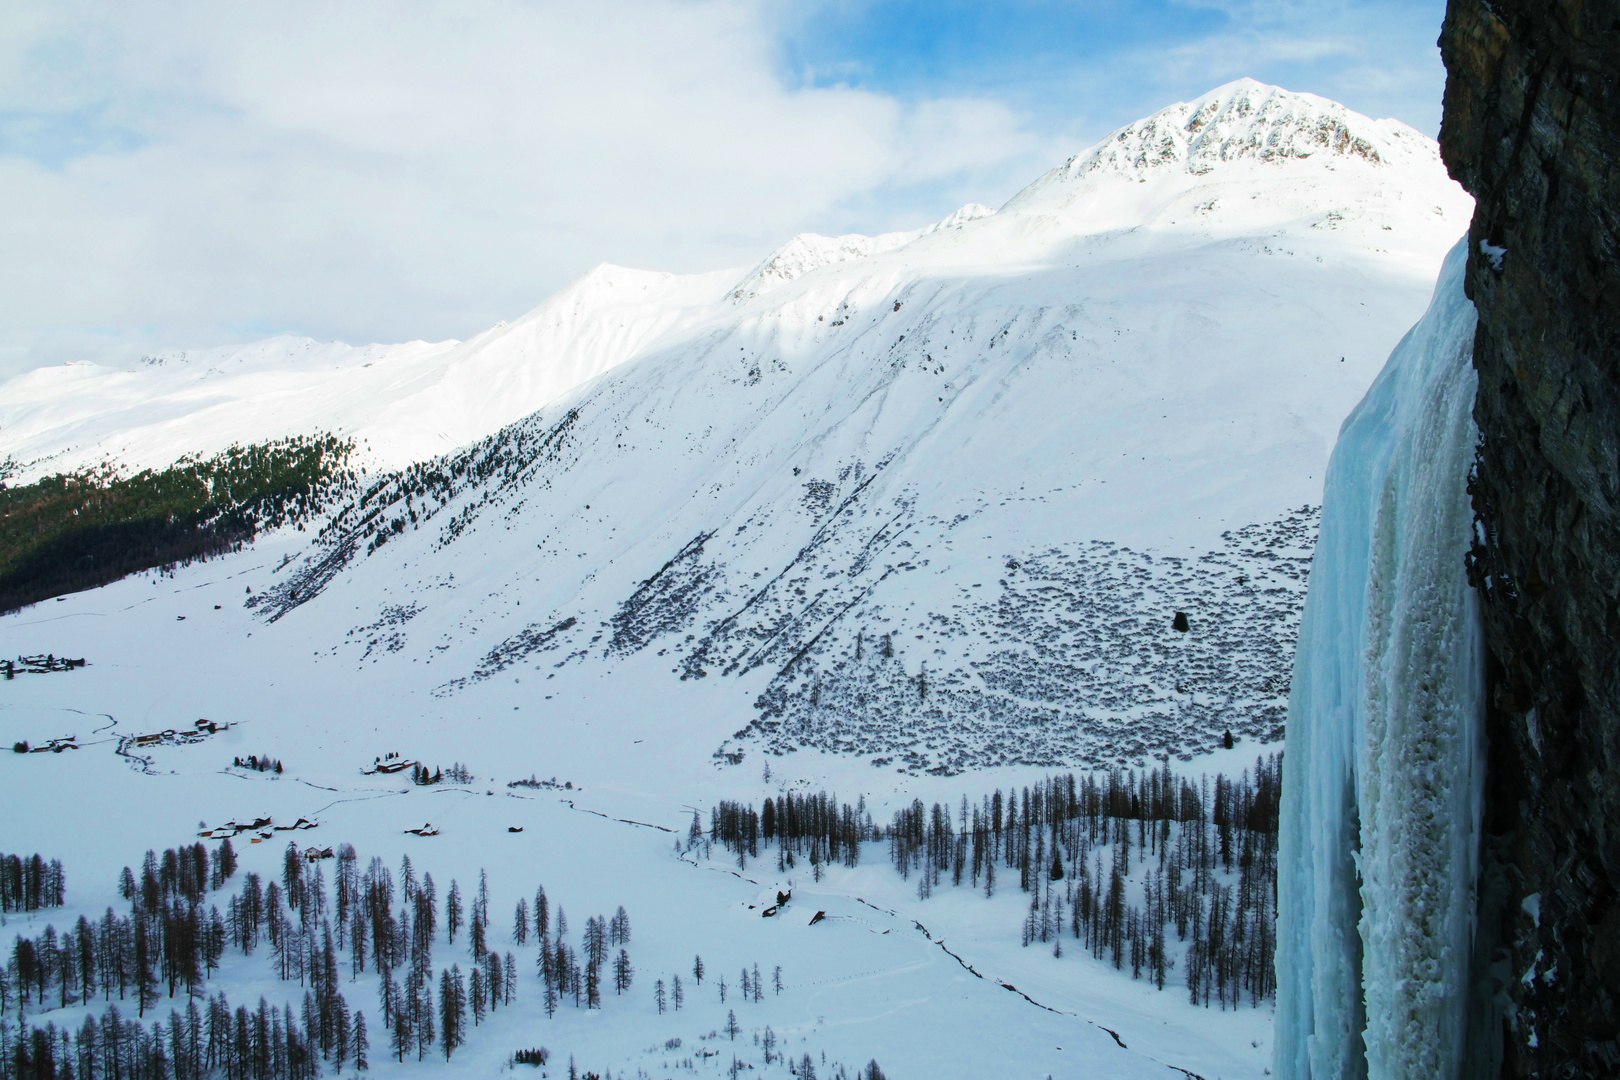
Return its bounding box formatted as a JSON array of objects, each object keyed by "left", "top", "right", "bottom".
[{"left": 1438, "top": 1, "right": 1620, "bottom": 1074}]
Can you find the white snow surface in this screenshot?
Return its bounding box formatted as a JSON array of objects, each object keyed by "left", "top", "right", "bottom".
[
  {"left": 727, "top": 204, "right": 997, "bottom": 304},
  {"left": 1273, "top": 238, "right": 1486, "bottom": 1080},
  {"left": 2, "top": 81, "right": 1477, "bottom": 1079}
]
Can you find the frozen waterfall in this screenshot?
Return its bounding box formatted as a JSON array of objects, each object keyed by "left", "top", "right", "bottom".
[{"left": 1274, "top": 237, "right": 1487, "bottom": 1080}]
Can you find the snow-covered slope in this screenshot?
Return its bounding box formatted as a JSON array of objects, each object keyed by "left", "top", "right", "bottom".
[
  {"left": 727, "top": 204, "right": 996, "bottom": 303},
  {"left": 0, "top": 263, "right": 742, "bottom": 478},
  {"left": 223, "top": 78, "right": 1473, "bottom": 773},
  {"left": 1, "top": 80, "right": 1474, "bottom": 1080}
]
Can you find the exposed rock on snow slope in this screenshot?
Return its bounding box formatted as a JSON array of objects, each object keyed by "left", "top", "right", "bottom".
[
  {"left": 0, "top": 263, "right": 742, "bottom": 479},
  {"left": 225, "top": 78, "right": 1475, "bottom": 776},
  {"left": 1274, "top": 239, "right": 1486, "bottom": 1079}
]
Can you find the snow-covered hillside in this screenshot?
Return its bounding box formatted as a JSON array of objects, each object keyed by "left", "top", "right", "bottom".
[
  {"left": 233, "top": 78, "right": 1470, "bottom": 775},
  {"left": 2, "top": 80, "right": 1472, "bottom": 1080},
  {"left": 0, "top": 264, "right": 742, "bottom": 479}
]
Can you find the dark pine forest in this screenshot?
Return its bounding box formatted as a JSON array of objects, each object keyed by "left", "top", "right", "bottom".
[{"left": 0, "top": 437, "right": 353, "bottom": 614}]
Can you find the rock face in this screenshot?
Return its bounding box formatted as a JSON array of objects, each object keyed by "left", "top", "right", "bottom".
[{"left": 1439, "top": 1, "right": 1620, "bottom": 1074}]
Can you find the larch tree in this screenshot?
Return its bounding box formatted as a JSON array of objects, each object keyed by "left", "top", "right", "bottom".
[
  {"left": 353, "top": 1011, "right": 368, "bottom": 1071},
  {"left": 613, "top": 949, "right": 633, "bottom": 994},
  {"left": 445, "top": 882, "right": 462, "bottom": 944}
]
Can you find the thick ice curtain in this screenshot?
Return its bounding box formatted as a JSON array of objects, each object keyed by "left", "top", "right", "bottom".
[{"left": 1275, "top": 238, "right": 1485, "bottom": 1080}]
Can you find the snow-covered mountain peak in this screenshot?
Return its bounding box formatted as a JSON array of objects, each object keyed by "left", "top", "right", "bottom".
[
  {"left": 553, "top": 261, "right": 706, "bottom": 304},
  {"left": 989, "top": 79, "right": 1462, "bottom": 256},
  {"left": 1066, "top": 78, "right": 1427, "bottom": 181},
  {"left": 931, "top": 202, "right": 997, "bottom": 230},
  {"left": 998, "top": 79, "right": 1444, "bottom": 231}
]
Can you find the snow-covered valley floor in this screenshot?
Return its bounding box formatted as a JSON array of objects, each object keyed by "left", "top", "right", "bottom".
[{"left": 2, "top": 544, "right": 1274, "bottom": 1080}]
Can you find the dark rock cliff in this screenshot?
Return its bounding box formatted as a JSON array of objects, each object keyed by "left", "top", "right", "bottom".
[{"left": 1439, "top": 1, "right": 1620, "bottom": 1074}]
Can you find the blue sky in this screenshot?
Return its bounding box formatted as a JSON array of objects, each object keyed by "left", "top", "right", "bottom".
[
  {"left": 774, "top": 0, "right": 1448, "bottom": 134},
  {"left": 0, "top": 0, "right": 1454, "bottom": 375}
]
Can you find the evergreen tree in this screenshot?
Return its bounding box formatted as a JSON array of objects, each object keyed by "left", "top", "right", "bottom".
[
  {"left": 542, "top": 974, "right": 559, "bottom": 1019},
  {"left": 353, "top": 1010, "right": 368, "bottom": 1071},
  {"left": 584, "top": 958, "right": 600, "bottom": 1010},
  {"left": 133, "top": 918, "right": 158, "bottom": 1017},
  {"left": 484, "top": 951, "right": 501, "bottom": 1014},
  {"left": 582, "top": 916, "right": 606, "bottom": 970},
  {"left": 469, "top": 905, "right": 486, "bottom": 960},
  {"left": 567, "top": 946, "right": 582, "bottom": 1009},
  {"left": 398, "top": 856, "right": 415, "bottom": 904},
  {"left": 419, "top": 873, "right": 437, "bottom": 940},
  {"left": 412, "top": 970, "right": 434, "bottom": 1062},
  {"left": 439, "top": 968, "right": 462, "bottom": 1061},
  {"left": 469, "top": 966, "right": 486, "bottom": 1026},
  {"left": 218, "top": 839, "right": 238, "bottom": 884},
  {"left": 613, "top": 950, "right": 633, "bottom": 995},
  {"left": 389, "top": 986, "right": 412, "bottom": 1063},
  {"left": 445, "top": 882, "right": 461, "bottom": 944}
]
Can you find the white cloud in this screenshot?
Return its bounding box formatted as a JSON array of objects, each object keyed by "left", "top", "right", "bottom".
[{"left": 0, "top": 0, "right": 1047, "bottom": 375}]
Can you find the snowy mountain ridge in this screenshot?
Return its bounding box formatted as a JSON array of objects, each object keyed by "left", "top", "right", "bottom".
[
  {"left": 1061, "top": 78, "right": 1416, "bottom": 180},
  {"left": 727, "top": 203, "right": 998, "bottom": 303},
  {"left": 3, "top": 80, "right": 1458, "bottom": 487},
  {"left": 0, "top": 262, "right": 743, "bottom": 480}
]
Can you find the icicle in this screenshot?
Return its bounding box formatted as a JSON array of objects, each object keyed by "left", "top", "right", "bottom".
[{"left": 1275, "top": 237, "right": 1486, "bottom": 1080}]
